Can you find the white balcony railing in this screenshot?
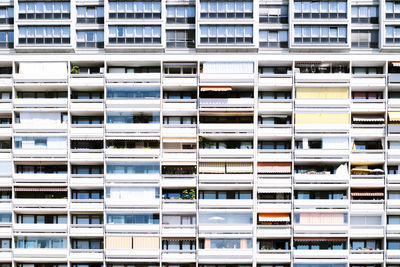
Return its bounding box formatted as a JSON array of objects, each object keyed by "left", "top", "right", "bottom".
[{"left": 199, "top": 98, "right": 254, "bottom": 108}]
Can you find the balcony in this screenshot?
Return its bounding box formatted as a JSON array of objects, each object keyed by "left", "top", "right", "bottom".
[
  {"left": 293, "top": 249, "right": 348, "bottom": 259},
  {"left": 106, "top": 173, "right": 160, "bottom": 183},
  {"left": 351, "top": 125, "right": 385, "bottom": 137},
  {"left": 105, "top": 249, "right": 159, "bottom": 261},
  {"left": 163, "top": 99, "right": 197, "bottom": 115},
  {"left": 388, "top": 98, "right": 400, "bottom": 109},
  {"left": 70, "top": 100, "right": 104, "bottom": 112},
  {"left": 162, "top": 224, "right": 196, "bottom": 237},
  {"left": 13, "top": 98, "right": 68, "bottom": 109},
  {"left": 106, "top": 199, "right": 159, "bottom": 209},
  {"left": 351, "top": 75, "right": 386, "bottom": 89},
  {"left": 14, "top": 123, "right": 67, "bottom": 133},
  {"left": 294, "top": 199, "right": 349, "bottom": 209},
  {"left": 199, "top": 174, "right": 253, "bottom": 185},
  {"left": 295, "top": 149, "right": 348, "bottom": 161},
  {"left": 162, "top": 125, "right": 196, "bottom": 138},
  {"left": 105, "top": 148, "right": 160, "bottom": 159},
  {"left": 105, "top": 72, "right": 160, "bottom": 83},
  {"left": 70, "top": 150, "right": 104, "bottom": 162},
  {"left": 350, "top": 150, "right": 385, "bottom": 163},
  {"left": 350, "top": 225, "right": 384, "bottom": 237},
  {"left": 70, "top": 200, "right": 104, "bottom": 211},
  {"left": 13, "top": 199, "right": 68, "bottom": 209},
  {"left": 295, "top": 123, "right": 350, "bottom": 133},
  {"left": 69, "top": 250, "right": 104, "bottom": 261},
  {"left": 0, "top": 101, "right": 12, "bottom": 112},
  {"left": 197, "top": 249, "right": 253, "bottom": 263},
  {"left": 70, "top": 224, "right": 104, "bottom": 236},
  {"left": 258, "top": 99, "right": 292, "bottom": 113},
  {"left": 105, "top": 123, "right": 160, "bottom": 136},
  {"left": 199, "top": 199, "right": 252, "bottom": 209},
  {"left": 387, "top": 224, "right": 400, "bottom": 235},
  {"left": 258, "top": 74, "right": 293, "bottom": 89},
  {"left": 13, "top": 173, "right": 67, "bottom": 183},
  {"left": 258, "top": 125, "right": 292, "bottom": 137},
  {"left": 257, "top": 225, "right": 291, "bottom": 237},
  {"left": 13, "top": 223, "right": 67, "bottom": 233},
  {"left": 387, "top": 250, "right": 400, "bottom": 260},
  {"left": 295, "top": 73, "right": 350, "bottom": 83},
  {"left": 294, "top": 224, "right": 348, "bottom": 235},
  {"left": 162, "top": 175, "right": 196, "bottom": 188},
  {"left": 199, "top": 123, "right": 253, "bottom": 136},
  {"left": 350, "top": 200, "right": 384, "bottom": 211},
  {"left": 349, "top": 250, "right": 384, "bottom": 263},
  {"left": 257, "top": 200, "right": 291, "bottom": 213},
  {"left": 70, "top": 125, "right": 104, "bottom": 137},
  {"left": 106, "top": 99, "right": 160, "bottom": 109},
  {"left": 106, "top": 224, "right": 159, "bottom": 234},
  {"left": 258, "top": 175, "right": 292, "bottom": 187},
  {"left": 0, "top": 75, "right": 12, "bottom": 88},
  {"left": 351, "top": 175, "right": 384, "bottom": 187},
  {"left": 0, "top": 176, "right": 12, "bottom": 186},
  {"left": 200, "top": 73, "right": 254, "bottom": 85},
  {"left": 162, "top": 200, "right": 196, "bottom": 212},
  {"left": 70, "top": 175, "right": 104, "bottom": 187},
  {"left": 162, "top": 250, "right": 196, "bottom": 262},
  {"left": 387, "top": 199, "right": 400, "bottom": 209},
  {"left": 0, "top": 249, "right": 12, "bottom": 261},
  {"left": 163, "top": 75, "right": 197, "bottom": 87},
  {"left": 388, "top": 73, "right": 400, "bottom": 87},
  {"left": 389, "top": 124, "right": 400, "bottom": 135},
  {"left": 294, "top": 173, "right": 349, "bottom": 184},
  {"left": 257, "top": 149, "right": 292, "bottom": 162},
  {"left": 13, "top": 149, "right": 67, "bottom": 159},
  {"left": 13, "top": 248, "right": 68, "bottom": 261},
  {"left": 295, "top": 98, "right": 350, "bottom": 109},
  {"left": 199, "top": 98, "right": 254, "bottom": 109},
  {"left": 162, "top": 149, "right": 196, "bottom": 162},
  {"left": 351, "top": 100, "right": 385, "bottom": 112},
  {"left": 199, "top": 149, "right": 254, "bottom": 159},
  {"left": 69, "top": 74, "right": 104, "bottom": 88},
  {"left": 257, "top": 250, "right": 291, "bottom": 263}
]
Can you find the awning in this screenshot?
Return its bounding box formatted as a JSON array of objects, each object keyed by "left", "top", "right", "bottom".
[
  {"left": 162, "top": 237, "right": 196, "bottom": 241},
  {"left": 392, "top": 62, "right": 400, "bottom": 67},
  {"left": 199, "top": 162, "right": 225, "bottom": 174},
  {"left": 163, "top": 137, "right": 196, "bottom": 143},
  {"left": 200, "top": 86, "right": 232, "bottom": 92},
  {"left": 0, "top": 187, "right": 11, "bottom": 191},
  {"left": 226, "top": 162, "right": 253, "bottom": 173},
  {"left": 294, "top": 238, "right": 347, "bottom": 242},
  {"left": 259, "top": 213, "right": 290, "bottom": 222},
  {"left": 351, "top": 192, "right": 384, "bottom": 196},
  {"left": 295, "top": 62, "right": 322, "bottom": 66},
  {"left": 258, "top": 188, "right": 291, "bottom": 193},
  {"left": 261, "top": 115, "right": 288, "bottom": 118},
  {"left": 70, "top": 137, "right": 103, "bottom": 141},
  {"left": 351, "top": 168, "right": 372, "bottom": 173},
  {"left": 14, "top": 187, "right": 68, "bottom": 192},
  {"left": 353, "top": 117, "right": 384, "bottom": 122},
  {"left": 106, "top": 136, "right": 160, "bottom": 140},
  {"left": 389, "top": 111, "right": 400, "bottom": 122},
  {"left": 258, "top": 162, "right": 291, "bottom": 174},
  {"left": 162, "top": 161, "right": 197, "bottom": 166}
]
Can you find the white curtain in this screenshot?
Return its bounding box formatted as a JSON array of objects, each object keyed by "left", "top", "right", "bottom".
[
  {"left": 19, "top": 62, "right": 67, "bottom": 75},
  {"left": 322, "top": 137, "right": 348, "bottom": 149},
  {"left": 107, "top": 187, "right": 159, "bottom": 202},
  {"left": 47, "top": 137, "right": 67, "bottom": 149},
  {"left": 202, "top": 62, "right": 254, "bottom": 74},
  {"left": 20, "top": 112, "right": 61, "bottom": 124}
]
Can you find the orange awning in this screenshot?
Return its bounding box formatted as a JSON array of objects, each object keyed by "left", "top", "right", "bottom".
[
  {"left": 259, "top": 213, "right": 290, "bottom": 222},
  {"left": 351, "top": 192, "right": 384, "bottom": 196},
  {"left": 200, "top": 86, "right": 232, "bottom": 92}
]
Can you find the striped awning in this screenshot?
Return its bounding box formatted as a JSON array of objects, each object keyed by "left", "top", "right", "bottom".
[
  {"left": 295, "top": 238, "right": 347, "bottom": 242},
  {"left": 70, "top": 137, "right": 103, "bottom": 141},
  {"left": 353, "top": 117, "right": 384, "bottom": 122},
  {"left": 14, "top": 187, "right": 68, "bottom": 192},
  {"left": 295, "top": 62, "right": 322, "bottom": 66},
  {"left": 259, "top": 213, "right": 290, "bottom": 222},
  {"left": 200, "top": 86, "right": 232, "bottom": 92},
  {"left": 0, "top": 187, "right": 11, "bottom": 191},
  {"left": 258, "top": 188, "right": 291, "bottom": 193},
  {"left": 106, "top": 136, "right": 160, "bottom": 140},
  {"left": 162, "top": 161, "right": 197, "bottom": 166},
  {"left": 392, "top": 62, "right": 400, "bottom": 67},
  {"left": 258, "top": 162, "right": 291, "bottom": 174},
  {"left": 199, "top": 162, "right": 225, "bottom": 174},
  {"left": 226, "top": 162, "right": 253, "bottom": 174},
  {"left": 351, "top": 192, "right": 384, "bottom": 196},
  {"left": 389, "top": 111, "right": 400, "bottom": 122}
]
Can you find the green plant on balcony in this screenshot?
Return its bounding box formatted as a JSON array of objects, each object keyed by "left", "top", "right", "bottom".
[
  {"left": 71, "top": 66, "right": 80, "bottom": 74},
  {"left": 182, "top": 188, "right": 196, "bottom": 200}
]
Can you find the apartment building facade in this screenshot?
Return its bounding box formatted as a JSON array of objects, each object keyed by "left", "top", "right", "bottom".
[{"left": 1, "top": 0, "right": 400, "bottom": 267}]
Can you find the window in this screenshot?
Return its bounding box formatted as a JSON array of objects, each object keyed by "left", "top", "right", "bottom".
[
  {"left": 294, "top": 25, "right": 347, "bottom": 44},
  {"left": 350, "top": 216, "right": 381, "bottom": 225},
  {"left": 0, "top": 7, "right": 13, "bottom": 24},
  {"left": 14, "top": 136, "right": 67, "bottom": 149},
  {"left": 166, "top": 6, "right": 195, "bottom": 23},
  {"left": 199, "top": 212, "right": 252, "bottom": 224},
  {"left": 72, "top": 214, "right": 103, "bottom": 224},
  {"left": 386, "top": 26, "right": 400, "bottom": 44},
  {"left": 106, "top": 162, "right": 160, "bottom": 174},
  {"left": 163, "top": 116, "right": 196, "bottom": 124},
  {"left": 71, "top": 239, "right": 103, "bottom": 249},
  {"left": 19, "top": 1, "right": 70, "bottom": 19},
  {"left": 17, "top": 214, "right": 67, "bottom": 224},
  {"left": 200, "top": 25, "right": 253, "bottom": 44},
  {"left": 353, "top": 67, "right": 383, "bottom": 74},
  {"left": 107, "top": 213, "right": 159, "bottom": 224},
  {"left": 199, "top": 190, "right": 252, "bottom": 199},
  {"left": 166, "top": 30, "right": 195, "bottom": 48},
  {"left": 16, "top": 165, "right": 67, "bottom": 174},
  {"left": 109, "top": 1, "right": 161, "bottom": 19},
  {"left": 200, "top": 1, "right": 253, "bottom": 19},
  {"left": 0, "top": 213, "right": 11, "bottom": 223},
  {"left": 352, "top": 6, "right": 378, "bottom": 23},
  {"left": 350, "top": 240, "right": 381, "bottom": 250},
  {"left": 387, "top": 1, "right": 400, "bottom": 19},
  {"left": 109, "top": 25, "right": 161, "bottom": 44},
  {"left": 19, "top": 26, "right": 70, "bottom": 45},
  {"left": 0, "top": 239, "right": 10, "bottom": 248},
  {"left": 76, "top": 31, "right": 104, "bottom": 48},
  {"left": 388, "top": 215, "right": 400, "bottom": 224},
  {"left": 294, "top": 0, "right": 347, "bottom": 18},
  {"left": 199, "top": 238, "right": 252, "bottom": 249},
  {"left": 258, "top": 141, "right": 291, "bottom": 149},
  {"left": 352, "top": 30, "right": 378, "bottom": 48},
  {"left": 259, "top": 30, "right": 288, "bottom": 48},
  {"left": 0, "top": 31, "right": 13, "bottom": 48},
  {"left": 294, "top": 239, "right": 346, "bottom": 250},
  {"left": 72, "top": 190, "right": 104, "bottom": 200},
  {"left": 15, "top": 236, "right": 67, "bottom": 248},
  {"left": 259, "top": 5, "right": 288, "bottom": 23},
  {"left": 77, "top": 6, "right": 104, "bottom": 23}
]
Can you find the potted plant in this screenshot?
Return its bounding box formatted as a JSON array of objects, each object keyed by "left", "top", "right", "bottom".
[{"left": 71, "top": 66, "right": 80, "bottom": 74}]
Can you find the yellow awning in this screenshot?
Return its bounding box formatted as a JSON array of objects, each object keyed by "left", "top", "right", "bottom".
[
  {"left": 296, "top": 87, "right": 348, "bottom": 99},
  {"left": 295, "top": 113, "right": 349, "bottom": 124},
  {"left": 389, "top": 111, "right": 400, "bottom": 122}
]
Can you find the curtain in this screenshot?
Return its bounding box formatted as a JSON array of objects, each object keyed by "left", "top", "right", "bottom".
[
  {"left": 19, "top": 62, "right": 67, "bottom": 75},
  {"left": 226, "top": 162, "right": 253, "bottom": 173},
  {"left": 202, "top": 62, "right": 254, "bottom": 74},
  {"left": 106, "top": 237, "right": 132, "bottom": 249},
  {"left": 133, "top": 237, "right": 159, "bottom": 249},
  {"left": 295, "top": 113, "right": 349, "bottom": 124},
  {"left": 20, "top": 112, "right": 61, "bottom": 124},
  {"left": 299, "top": 213, "right": 345, "bottom": 225},
  {"left": 199, "top": 162, "right": 225, "bottom": 174}
]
